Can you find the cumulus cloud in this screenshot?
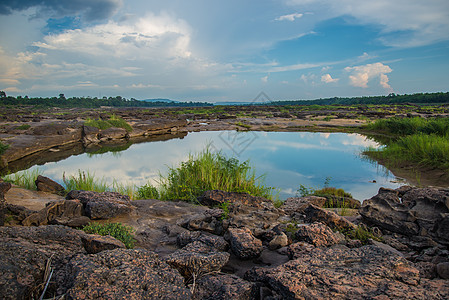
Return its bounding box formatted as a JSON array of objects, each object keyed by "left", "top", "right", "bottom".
[
  {"left": 345, "top": 62, "right": 392, "bottom": 90},
  {"left": 261, "top": 75, "right": 269, "bottom": 83},
  {"left": 286, "top": 0, "right": 449, "bottom": 47},
  {"left": 275, "top": 13, "right": 303, "bottom": 22},
  {"left": 0, "top": 0, "right": 122, "bottom": 21},
  {"left": 321, "top": 74, "right": 339, "bottom": 83}
]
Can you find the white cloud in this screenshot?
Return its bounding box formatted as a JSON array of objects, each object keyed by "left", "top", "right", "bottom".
[
  {"left": 286, "top": 0, "right": 449, "bottom": 47},
  {"left": 275, "top": 13, "right": 303, "bottom": 22},
  {"left": 345, "top": 62, "right": 392, "bottom": 89},
  {"left": 261, "top": 75, "right": 269, "bottom": 83},
  {"left": 321, "top": 73, "right": 339, "bottom": 83}
]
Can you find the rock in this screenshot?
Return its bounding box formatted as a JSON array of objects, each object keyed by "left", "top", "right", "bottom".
[
  {"left": 0, "top": 181, "right": 12, "bottom": 201},
  {"left": 245, "top": 244, "right": 449, "bottom": 299},
  {"left": 295, "top": 222, "right": 345, "bottom": 247},
  {"left": 287, "top": 241, "right": 319, "bottom": 260},
  {"left": 3, "top": 203, "right": 36, "bottom": 225},
  {"left": 437, "top": 262, "right": 449, "bottom": 279},
  {"left": 66, "top": 190, "right": 134, "bottom": 220},
  {"left": 227, "top": 227, "right": 263, "bottom": 260},
  {"left": 282, "top": 196, "right": 327, "bottom": 212},
  {"left": 193, "top": 273, "right": 256, "bottom": 300},
  {"left": 35, "top": 175, "right": 65, "bottom": 195},
  {"left": 177, "top": 208, "right": 224, "bottom": 234},
  {"left": 98, "top": 127, "right": 128, "bottom": 141},
  {"left": 360, "top": 187, "right": 449, "bottom": 244},
  {"left": 59, "top": 249, "right": 191, "bottom": 299},
  {"left": 165, "top": 241, "right": 230, "bottom": 280},
  {"left": 22, "top": 200, "right": 88, "bottom": 227},
  {"left": 0, "top": 225, "right": 87, "bottom": 300},
  {"left": 82, "top": 125, "right": 100, "bottom": 144},
  {"left": 360, "top": 188, "right": 419, "bottom": 236},
  {"left": 177, "top": 230, "right": 229, "bottom": 251},
  {"left": 268, "top": 232, "right": 289, "bottom": 250},
  {"left": 198, "top": 190, "right": 269, "bottom": 207},
  {"left": 81, "top": 234, "right": 125, "bottom": 254},
  {"left": 303, "top": 204, "right": 357, "bottom": 231}
]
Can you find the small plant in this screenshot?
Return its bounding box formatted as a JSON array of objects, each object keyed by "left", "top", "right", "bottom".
[
  {"left": 17, "top": 124, "right": 31, "bottom": 130},
  {"left": 136, "top": 182, "right": 159, "bottom": 199},
  {"left": 107, "top": 114, "right": 133, "bottom": 132},
  {"left": 339, "top": 225, "right": 383, "bottom": 245},
  {"left": 63, "top": 170, "right": 108, "bottom": 193},
  {"left": 0, "top": 141, "right": 9, "bottom": 155},
  {"left": 219, "top": 202, "right": 230, "bottom": 220},
  {"left": 82, "top": 222, "right": 136, "bottom": 249},
  {"left": 3, "top": 168, "right": 42, "bottom": 190}
]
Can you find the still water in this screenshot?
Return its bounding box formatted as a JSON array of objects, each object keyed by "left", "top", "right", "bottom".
[{"left": 23, "top": 131, "right": 405, "bottom": 200}]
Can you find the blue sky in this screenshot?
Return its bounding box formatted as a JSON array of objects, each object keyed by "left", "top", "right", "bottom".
[{"left": 0, "top": 0, "right": 448, "bottom": 102}]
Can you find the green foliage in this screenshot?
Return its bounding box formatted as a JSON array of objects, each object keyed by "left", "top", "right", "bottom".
[
  {"left": 219, "top": 202, "right": 230, "bottom": 220},
  {"left": 107, "top": 114, "right": 133, "bottom": 132},
  {"left": 3, "top": 168, "right": 42, "bottom": 190},
  {"left": 0, "top": 141, "right": 9, "bottom": 155},
  {"left": 17, "top": 124, "right": 31, "bottom": 130},
  {"left": 158, "top": 148, "right": 275, "bottom": 202},
  {"left": 82, "top": 222, "right": 136, "bottom": 249},
  {"left": 84, "top": 118, "right": 112, "bottom": 130},
  {"left": 63, "top": 170, "right": 109, "bottom": 193},
  {"left": 339, "top": 225, "right": 383, "bottom": 245},
  {"left": 365, "top": 117, "right": 449, "bottom": 136},
  {"left": 136, "top": 183, "right": 159, "bottom": 199}
]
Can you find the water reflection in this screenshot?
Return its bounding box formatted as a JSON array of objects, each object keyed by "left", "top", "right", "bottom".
[{"left": 21, "top": 131, "right": 405, "bottom": 200}]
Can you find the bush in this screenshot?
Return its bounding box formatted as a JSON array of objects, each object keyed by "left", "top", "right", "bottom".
[
  {"left": 136, "top": 183, "right": 159, "bottom": 199},
  {"left": 82, "top": 222, "right": 136, "bottom": 249}
]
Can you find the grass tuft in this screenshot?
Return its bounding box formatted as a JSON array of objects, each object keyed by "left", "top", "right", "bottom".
[
  {"left": 0, "top": 141, "right": 9, "bottom": 156},
  {"left": 3, "top": 168, "right": 42, "bottom": 190},
  {"left": 82, "top": 222, "right": 136, "bottom": 249},
  {"left": 63, "top": 170, "right": 109, "bottom": 193}
]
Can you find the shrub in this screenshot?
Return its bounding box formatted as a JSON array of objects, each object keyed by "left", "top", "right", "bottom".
[
  {"left": 82, "top": 222, "right": 136, "bottom": 249},
  {"left": 136, "top": 183, "right": 159, "bottom": 199}
]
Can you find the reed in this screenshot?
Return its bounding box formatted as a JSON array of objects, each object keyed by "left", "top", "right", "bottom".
[
  {"left": 3, "top": 168, "right": 42, "bottom": 190},
  {"left": 63, "top": 170, "right": 109, "bottom": 193}
]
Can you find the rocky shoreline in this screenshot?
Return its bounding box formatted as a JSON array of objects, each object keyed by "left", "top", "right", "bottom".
[{"left": 0, "top": 180, "right": 448, "bottom": 299}]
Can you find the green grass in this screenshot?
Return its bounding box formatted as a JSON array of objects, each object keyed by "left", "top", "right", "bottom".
[
  {"left": 3, "top": 168, "right": 42, "bottom": 190},
  {"left": 158, "top": 148, "right": 275, "bottom": 203},
  {"left": 84, "top": 114, "right": 132, "bottom": 132},
  {"left": 63, "top": 170, "right": 109, "bottom": 193},
  {"left": 136, "top": 182, "right": 159, "bottom": 199},
  {"left": 17, "top": 124, "right": 31, "bottom": 130},
  {"left": 82, "top": 222, "right": 136, "bottom": 249},
  {"left": 365, "top": 133, "right": 449, "bottom": 170},
  {"left": 0, "top": 141, "right": 9, "bottom": 155},
  {"left": 365, "top": 116, "right": 449, "bottom": 136}
]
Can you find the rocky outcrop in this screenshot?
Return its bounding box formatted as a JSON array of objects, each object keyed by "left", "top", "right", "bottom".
[
  {"left": 360, "top": 187, "right": 449, "bottom": 244},
  {"left": 81, "top": 234, "right": 126, "bottom": 254},
  {"left": 245, "top": 244, "right": 449, "bottom": 299},
  {"left": 227, "top": 227, "right": 263, "bottom": 260},
  {"left": 58, "top": 249, "right": 191, "bottom": 299},
  {"left": 66, "top": 190, "right": 134, "bottom": 219},
  {"left": 303, "top": 203, "right": 357, "bottom": 231},
  {"left": 22, "top": 200, "right": 89, "bottom": 227},
  {"left": 177, "top": 230, "right": 229, "bottom": 251},
  {"left": 35, "top": 175, "right": 65, "bottom": 195},
  {"left": 295, "top": 222, "right": 345, "bottom": 247},
  {"left": 193, "top": 273, "right": 256, "bottom": 300},
  {"left": 198, "top": 189, "right": 269, "bottom": 207}
]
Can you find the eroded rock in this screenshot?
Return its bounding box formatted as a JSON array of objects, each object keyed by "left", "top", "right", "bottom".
[
  {"left": 227, "top": 227, "right": 263, "bottom": 260},
  {"left": 35, "top": 175, "right": 65, "bottom": 195},
  {"left": 295, "top": 222, "right": 344, "bottom": 247}
]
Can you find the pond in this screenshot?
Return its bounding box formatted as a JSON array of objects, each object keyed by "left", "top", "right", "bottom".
[{"left": 18, "top": 131, "right": 406, "bottom": 200}]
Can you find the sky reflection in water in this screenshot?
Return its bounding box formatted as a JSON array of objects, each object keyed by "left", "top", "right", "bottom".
[{"left": 27, "top": 131, "right": 404, "bottom": 200}]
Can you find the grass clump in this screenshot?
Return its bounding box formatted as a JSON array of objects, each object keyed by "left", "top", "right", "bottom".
[
  {"left": 339, "top": 225, "right": 383, "bottom": 245},
  {"left": 63, "top": 170, "right": 108, "bottom": 193},
  {"left": 365, "top": 116, "right": 449, "bottom": 136},
  {"left": 17, "top": 124, "right": 31, "bottom": 130},
  {"left": 82, "top": 222, "right": 136, "bottom": 249},
  {"left": 158, "top": 148, "right": 275, "bottom": 202},
  {"left": 136, "top": 182, "right": 159, "bottom": 199},
  {"left": 0, "top": 141, "right": 9, "bottom": 155},
  {"left": 84, "top": 114, "right": 132, "bottom": 132},
  {"left": 3, "top": 168, "right": 42, "bottom": 190}
]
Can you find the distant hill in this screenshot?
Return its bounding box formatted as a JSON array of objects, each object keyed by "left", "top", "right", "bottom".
[{"left": 141, "top": 98, "right": 179, "bottom": 103}]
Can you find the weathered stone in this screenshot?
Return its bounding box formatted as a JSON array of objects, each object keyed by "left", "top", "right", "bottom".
[
  {"left": 198, "top": 190, "right": 269, "bottom": 207},
  {"left": 303, "top": 204, "right": 357, "bottom": 231},
  {"left": 81, "top": 234, "right": 125, "bottom": 254},
  {"left": 66, "top": 190, "right": 134, "bottom": 219},
  {"left": 0, "top": 181, "right": 12, "bottom": 201},
  {"left": 177, "top": 230, "right": 229, "bottom": 251},
  {"left": 35, "top": 175, "right": 65, "bottom": 195},
  {"left": 436, "top": 214, "right": 449, "bottom": 243},
  {"left": 193, "top": 273, "right": 256, "bottom": 300},
  {"left": 98, "top": 127, "right": 128, "bottom": 141},
  {"left": 0, "top": 225, "right": 87, "bottom": 300},
  {"left": 437, "top": 262, "right": 449, "bottom": 279},
  {"left": 228, "top": 227, "right": 263, "bottom": 259},
  {"left": 82, "top": 125, "right": 99, "bottom": 144},
  {"left": 268, "top": 232, "right": 289, "bottom": 250},
  {"left": 60, "top": 249, "right": 191, "bottom": 299},
  {"left": 165, "top": 241, "right": 230, "bottom": 280},
  {"left": 177, "top": 209, "right": 224, "bottom": 234},
  {"left": 245, "top": 244, "right": 449, "bottom": 299},
  {"left": 295, "top": 222, "right": 344, "bottom": 247},
  {"left": 287, "top": 241, "right": 318, "bottom": 260},
  {"left": 22, "top": 200, "right": 86, "bottom": 227}
]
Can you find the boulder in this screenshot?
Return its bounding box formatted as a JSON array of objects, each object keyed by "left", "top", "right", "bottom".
[
  {"left": 59, "top": 249, "right": 191, "bottom": 299},
  {"left": 35, "top": 175, "right": 65, "bottom": 195},
  {"left": 193, "top": 273, "right": 256, "bottom": 300},
  {"left": 295, "top": 222, "right": 345, "bottom": 247},
  {"left": 98, "top": 127, "right": 127, "bottom": 141},
  {"left": 283, "top": 196, "right": 327, "bottom": 211},
  {"left": 82, "top": 125, "right": 100, "bottom": 144},
  {"left": 177, "top": 208, "right": 224, "bottom": 234},
  {"left": 0, "top": 181, "right": 12, "bottom": 201},
  {"left": 22, "top": 200, "right": 89, "bottom": 227},
  {"left": 245, "top": 244, "right": 449, "bottom": 299},
  {"left": 177, "top": 230, "right": 229, "bottom": 251},
  {"left": 303, "top": 204, "right": 357, "bottom": 231},
  {"left": 227, "top": 227, "right": 263, "bottom": 260},
  {"left": 198, "top": 190, "right": 269, "bottom": 207},
  {"left": 81, "top": 234, "right": 125, "bottom": 254},
  {"left": 66, "top": 190, "right": 134, "bottom": 220},
  {"left": 165, "top": 241, "right": 230, "bottom": 280},
  {"left": 437, "top": 262, "right": 449, "bottom": 279},
  {"left": 268, "top": 232, "right": 289, "bottom": 250}
]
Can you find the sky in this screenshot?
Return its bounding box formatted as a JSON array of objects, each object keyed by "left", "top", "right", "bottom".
[{"left": 0, "top": 0, "right": 448, "bottom": 102}]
